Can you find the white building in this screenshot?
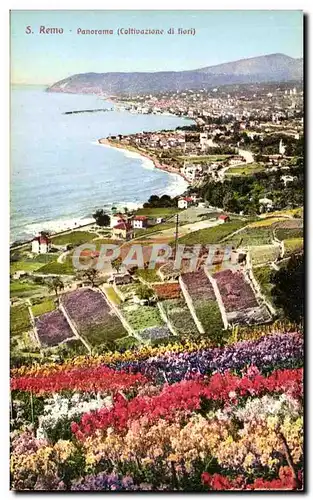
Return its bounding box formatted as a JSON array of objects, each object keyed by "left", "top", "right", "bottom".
[
  {"left": 32, "top": 235, "right": 51, "bottom": 254},
  {"left": 259, "top": 197, "right": 274, "bottom": 212},
  {"left": 178, "top": 197, "right": 194, "bottom": 209},
  {"left": 131, "top": 216, "right": 148, "bottom": 229},
  {"left": 281, "top": 175, "right": 297, "bottom": 186}
]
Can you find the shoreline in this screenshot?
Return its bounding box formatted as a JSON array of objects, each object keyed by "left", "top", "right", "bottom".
[{"left": 98, "top": 137, "right": 191, "bottom": 187}]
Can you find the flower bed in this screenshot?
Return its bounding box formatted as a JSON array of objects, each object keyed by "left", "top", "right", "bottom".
[
  {"left": 35, "top": 310, "right": 74, "bottom": 347},
  {"left": 213, "top": 269, "right": 258, "bottom": 312},
  {"left": 121, "top": 303, "right": 164, "bottom": 333},
  {"left": 181, "top": 269, "right": 215, "bottom": 301},
  {"left": 114, "top": 331, "right": 303, "bottom": 384},
  {"left": 10, "top": 324, "right": 304, "bottom": 491},
  {"left": 153, "top": 283, "right": 181, "bottom": 300},
  {"left": 61, "top": 288, "right": 127, "bottom": 346},
  {"left": 140, "top": 326, "right": 172, "bottom": 343},
  {"left": 71, "top": 367, "right": 303, "bottom": 439},
  {"left": 181, "top": 269, "right": 224, "bottom": 338},
  {"left": 11, "top": 365, "right": 147, "bottom": 395},
  {"left": 162, "top": 298, "right": 197, "bottom": 336}
]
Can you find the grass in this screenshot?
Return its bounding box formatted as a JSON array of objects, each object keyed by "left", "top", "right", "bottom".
[
  {"left": 135, "top": 268, "right": 160, "bottom": 283},
  {"left": 177, "top": 220, "right": 247, "bottom": 245},
  {"left": 10, "top": 281, "right": 46, "bottom": 298},
  {"left": 226, "top": 163, "right": 265, "bottom": 176},
  {"left": 134, "top": 222, "right": 176, "bottom": 237},
  {"left": 284, "top": 238, "right": 303, "bottom": 256},
  {"left": 259, "top": 207, "right": 303, "bottom": 219},
  {"left": 134, "top": 207, "right": 179, "bottom": 217},
  {"left": 249, "top": 245, "right": 281, "bottom": 265},
  {"left": 32, "top": 298, "right": 56, "bottom": 317},
  {"left": 228, "top": 227, "right": 274, "bottom": 247},
  {"left": 193, "top": 299, "right": 225, "bottom": 344},
  {"left": 35, "top": 254, "right": 75, "bottom": 275},
  {"left": 10, "top": 305, "right": 31, "bottom": 336},
  {"left": 177, "top": 155, "right": 231, "bottom": 163},
  {"left": 33, "top": 253, "right": 59, "bottom": 263},
  {"left": 275, "top": 228, "right": 303, "bottom": 241},
  {"left": 10, "top": 261, "right": 44, "bottom": 274},
  {"left": 51, "top": 231, "right": 98, "bottom": 246},
  {"left": 248, "top": 217, "right": 288, "bottom": 228},
  {"left": 104, "top": 286, "right": 121, "bottom": 305},
  {"left": 253, "top": 266, "right": 275, "bottom": 300}
]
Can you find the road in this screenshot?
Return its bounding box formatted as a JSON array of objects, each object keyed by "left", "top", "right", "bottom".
[{"left": 218, "top": 148, "right": 254, "bottom": 181}]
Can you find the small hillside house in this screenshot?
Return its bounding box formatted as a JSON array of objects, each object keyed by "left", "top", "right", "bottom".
[
  {"left": 178, "top": 196, "right": 194, "bottom": 209},
  {"left": 131, "top": 215, "right": 148, "bottom": 229},
  {"left": 112, "top": 221, "right": 133, "bottom": 240},
  {"left": 32, "top": 234, "right": 51, "bottom": 254},
  {"left": 218, "top": 214, "right": 230, "bottom": 223}
]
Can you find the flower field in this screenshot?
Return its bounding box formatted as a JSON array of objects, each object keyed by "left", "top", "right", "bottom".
[
  {"left": 61, "top": 288, "right": 127, "bottom": 347},
  {"left": 152, "top": 282, "right": 181, "bottom": 300},
  {"left": 180, "top": 269, "right": 224, "bottom": 339},
  {"left": 162, "top": 298, "right": 198, "bottom": 336},
  {"left": 10, "top": 322, "right": 303, "bottom": 491},
  {"left": 35, "top": 310, "right": 74, "bottom": 347}
]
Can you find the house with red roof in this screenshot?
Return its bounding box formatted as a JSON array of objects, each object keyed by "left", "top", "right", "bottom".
[
  {"left": 218, "top": 214, "right": 230, "bottom": 223},
  {"left": 131, "top": 215, "right": 148, "bottom": 229},
  {"left": 112, "top": 220, "right": 133, "bottom": 240},
  {"left": 31, "top": 234, "right": 51, "bottom": 254},
  {"left": 178, "top": 196, "right": 194, "bottom": 209}
]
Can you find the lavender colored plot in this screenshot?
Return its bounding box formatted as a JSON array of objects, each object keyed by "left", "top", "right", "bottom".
[
  {"left": 35, "top": 310, "right": 73, "bottom": 347},
  {"left": 61, "top": 288, "right": 126, "bottom": 345},
  {"left": 213, "top": 269, "right": 258, "bottom": 312},
  {"left": 181, "top": 269, "right": 215, "bottom": 301}
]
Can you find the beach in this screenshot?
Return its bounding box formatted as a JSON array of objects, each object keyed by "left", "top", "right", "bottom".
[{"left": 98, "top": 137, "right": 191, "bottom": 185}]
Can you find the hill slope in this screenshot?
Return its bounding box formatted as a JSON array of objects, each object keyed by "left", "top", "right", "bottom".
[{"left": 48, "top": 53, "right": 303, "bottom": 95}]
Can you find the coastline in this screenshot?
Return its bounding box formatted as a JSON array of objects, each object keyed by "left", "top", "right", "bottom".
[{"left": 98, "top": 137, "right": 191, "bottom": 187}]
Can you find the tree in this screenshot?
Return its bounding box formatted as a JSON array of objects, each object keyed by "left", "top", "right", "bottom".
[
  {"left": 78, "top": 268, "right": 99, "bottom": 287},
  {"left": 48, "top": 277, "right": 64, "bottom": 302},
  {"left": 136, "top": 284, "right": 155, "bottom": 304},
  {"left": 271, "top": 252, "right": 304, "bottom": 324},
  {"left": 92, "top": 209, "right": 110, "bottom": 227}
]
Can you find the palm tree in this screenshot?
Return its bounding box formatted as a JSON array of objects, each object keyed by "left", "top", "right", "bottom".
[{"left": 48, "top": 277, "right": 64, "bottom": 303}]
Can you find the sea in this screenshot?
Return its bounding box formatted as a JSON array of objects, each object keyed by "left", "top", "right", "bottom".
[{"left": 11, "top": 85, "right": 190, "bottom": 243}]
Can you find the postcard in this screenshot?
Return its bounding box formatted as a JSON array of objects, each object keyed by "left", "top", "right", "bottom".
[{"left": 10, "top": 9, "right": 304, "bottom": 491}]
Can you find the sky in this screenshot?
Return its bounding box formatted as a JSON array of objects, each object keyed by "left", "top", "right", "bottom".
[{"left": 10, "top": 10, "right": 303, "bottom": 85}]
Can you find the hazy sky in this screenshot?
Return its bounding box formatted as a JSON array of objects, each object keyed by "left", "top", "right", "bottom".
[{"left": 11, "top": 10, "right": 303, "bottom": 85}]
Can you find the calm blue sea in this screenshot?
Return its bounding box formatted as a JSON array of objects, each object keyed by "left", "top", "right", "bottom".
[{"left": 11, "top": 86, "right": 189, "bottom": 242}]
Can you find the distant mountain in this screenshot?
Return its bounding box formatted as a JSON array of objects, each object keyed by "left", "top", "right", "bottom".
[{"left": 48, "top": 53, "right": 303, "bottom": 95}]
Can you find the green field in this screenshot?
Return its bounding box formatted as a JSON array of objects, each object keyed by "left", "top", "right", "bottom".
[
  {"left": 228, "top": 227, "right": 274, "bottom": 247},
  {"left": 284, "top": 238, "right": 304, "bottom": 256},
  {"left": 134, "top": 207, "right": 179, "bottom": 217},
  {"left": 134, "top": 222, "right": 177, "bottom": 237},
  {"left": 51, "top": 231, "right": 98, "bottom": 246},
  {"left": 226, "top": 163, "right": 266, "bottom": 176},
  {"left": 10, "top": 261, "right": 44, "bottom": 274},
  {"left": 10, "top": 305, "right": 31, "bottom": 336},
  {"left": 177, "top": 220, "right": 247, "bottom": 245},
  {"left": 32, "top": 298, "right": 56, "bottom": 317},
  {"left": 10, "top": 281, "right": 46, "bottom": 298},
  {"left": 253, "top": 266, "right": 275, "bottom": 300},
  {"left": 135, "top": 268, "right": 160, "bottom": 283},
  {"left": 177, "top": 155, "right": 231, "bottom": 163},
  {"left": 34, "top": 254, "right": 75, "bottom": 275},
  {"left": 104, "top": 286, "right": 121, "bottom": 305}
]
